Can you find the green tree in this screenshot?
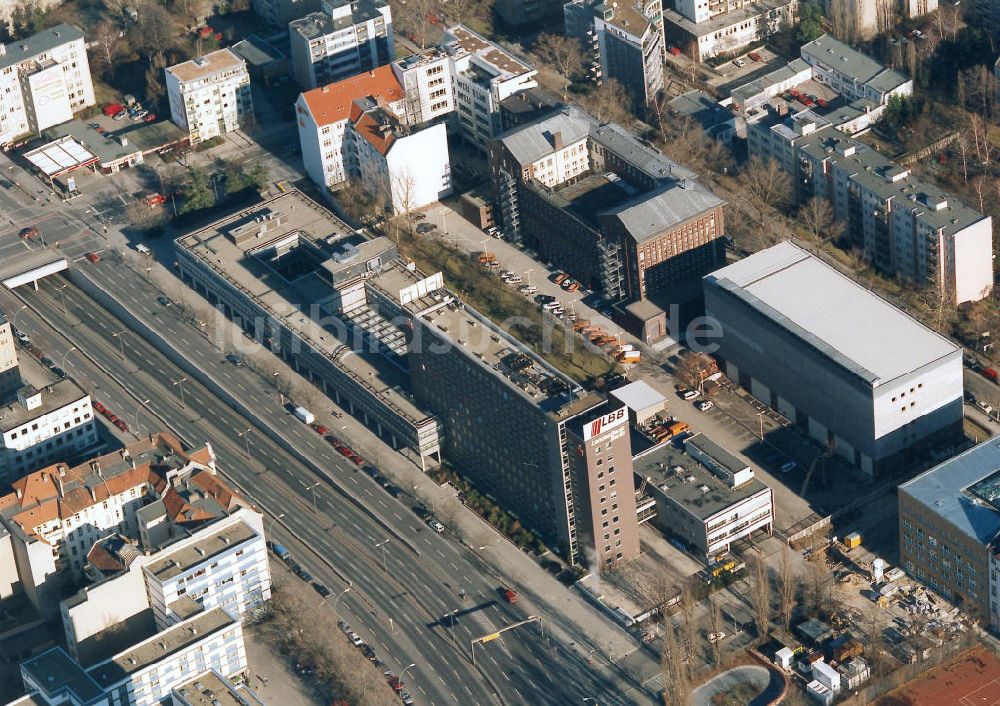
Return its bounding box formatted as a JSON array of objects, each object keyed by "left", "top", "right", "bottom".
[
  {"left": 179, "top": 168, "right": 215, "bottom": 213},
  {"left": 797, "top": 1, "right": 823, "bottom": 44},
  {"left": 246, "top": 163, "right": 270, "bottom": 192}
]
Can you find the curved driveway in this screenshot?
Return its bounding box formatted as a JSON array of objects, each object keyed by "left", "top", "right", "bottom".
[{"left": 693, "top": 664, "right": 784, "bottom": 706}]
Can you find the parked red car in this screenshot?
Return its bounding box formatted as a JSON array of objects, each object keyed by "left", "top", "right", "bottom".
[
  {"left": 748, "top": 51, "right": 762, "bottom": 62},
  {"left": 982, "top": 367, "right": 999, "bottom": 383},
  {"left": 313, "top": 424, "right": 329, "bottom": 436},
  {"left": 114, "top": 419, "right": 128, "bottom": 432},
  {"left": 19, "top": 227, "right": 39, "bottom": 239},
  {"left": 93, "top": 401, "right": 106, "bottom": 414},
  {"left": 85, "top": 252, "right": 101, "bottom": 263}
]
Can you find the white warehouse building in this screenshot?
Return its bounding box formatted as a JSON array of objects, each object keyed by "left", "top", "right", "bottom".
[{"left": 704, "top": 242, "right": 964, "bottom": 476}]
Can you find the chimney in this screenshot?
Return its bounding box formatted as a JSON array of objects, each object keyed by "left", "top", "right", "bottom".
[
  {"left": 90, "top": 460, "right": 100, "bottom": 475},
  {"left": 551, "top": 131, "right": 563, "bottom": 150}
]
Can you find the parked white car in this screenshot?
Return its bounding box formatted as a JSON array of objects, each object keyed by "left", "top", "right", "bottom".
[{"left": 977, "top": 400, "right": 993, "bottom": 415}]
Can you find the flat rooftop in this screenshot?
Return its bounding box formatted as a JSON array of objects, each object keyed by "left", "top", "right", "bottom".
[
  {"left": 166, "top": 49, "right": 245, "bottom": 83},
  {"left": 173, "top": 671, "right": 258, "bottom": 706},
  {"left": 663, "top": 0, "right": 793, "bottom": 37},
  {"left": 610, "top": 380, "right": 665, "bottom": 413},
  {"left": 685, "top": 433, "right": 750, "bottom": 477},
  {"left": 900, "top": 437, "right": 1000, "bottom": 544},
  {"left": 633, "top": 441, "right": 769, "bottom": 521},
  {"left": 49, "top": 117, "right": 186, "bottom": 166},
  {"left": 553, "top": 173, "right": 633, "bottom": 227},
  {"left": 145, "top": 521, "right": 257, "bottom": 580},
  {"left": 20, "top": 648, "right": 104, "bottom": 705},
  {"left": 704, "top": 241, "right": 960, "bottom": 387},
  {"left": 368, "top": 263, "right": 594, "bottom": 416},
  {"left": 89, "top": 609, "right": 235, "bottom": 687},
  {"left": 444, "top": 24, "right": 532, "bottom": 77},
  {"left": 175, "top": 191, "right": 431, "bottom": 426},
  {"left": 0, "top": 378, "right": 88, "bottom": 432}
]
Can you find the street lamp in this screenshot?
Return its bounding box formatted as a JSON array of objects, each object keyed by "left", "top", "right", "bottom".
[
  {"left": 301, "top": 480, "right": 320, "bottom": 514},
  {"left": 237, "top": 427, "right": 252, "bottom": 457},
  {"left": 400, "top": 663, "right": 417, "bottom": 683},
  {"left": 55, "top": 283, "right": 70, "bottom": 313},
  {"left": 267, "top": 512, "right": 285, "bottom": 538},
  {"left": 332, "top": 584, "right": 351, "bottom": 621},
  {"left": 111, "top": 329, "right": 127, "bottom": 360},
  {"left": 57, "top": 346, "right": 76, "bottom": 369},
  {"left": 171, "top": 376, "right": 188, "bottom": 407},
  {"left": 524, "top": 269, "right": 532, "bottom": 286},
  {"left": 133, "top": 398, "right": 150, "bottom": 436},
  {"left": 272, "top": 372, "right": 285, "bottom": 406},
  {"left": 375, "top": 538, "right": 390, "bottom": 574},
  {"left": 11, "top": 304, "right": 28, "bottom": 329}
]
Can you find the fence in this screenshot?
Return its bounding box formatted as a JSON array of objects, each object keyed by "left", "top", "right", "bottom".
[{"left": 836, "top": 630, "right": 979, "bottom": 705}]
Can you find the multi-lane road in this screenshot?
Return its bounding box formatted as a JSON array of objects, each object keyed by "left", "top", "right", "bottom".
[{"left": 2, "top": 268, "right": 652, "bottom": 705}]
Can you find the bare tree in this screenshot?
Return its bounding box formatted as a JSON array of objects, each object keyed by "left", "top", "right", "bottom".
[
  {"left": 743, "top": 157, "right": 791, "bottom": 224},
  {"left": 131, "top": 0, "right": 178, "bottom": 66},
  {"left": 674, "top": 351, "right": 714, "bottom": 391},
  {"left": 750, "top": 553, "right": 771, "bottom": 639},
  {"left": 391, "top": 169, "right": 418, "bottom": 238},
  {"left": 90, "top": 20, "right": 127, "bottom": 79},
  {"left": 581, "top": 79, "right": 632, "bottom": 125},
  {"left": 533, "top": 33, "right": 583, "bottom": 99},
  {"left": 660, "top": 621, "right": 692, "bottom": 706},
  {"left": 779, "top": 545, "right": 796, "bottom": 631},
  {"left": 798, "top": 196, "right": 837, "bottom": 242},
  {"left": 708, "top": 596, "right": 722, "bottom": 667},
  {"left": 678, "top": 583, "right": 698, "bottom": 680}
]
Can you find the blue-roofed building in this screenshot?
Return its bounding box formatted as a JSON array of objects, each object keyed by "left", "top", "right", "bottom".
[{"left": 898, "top": 438, "right": 1000, "bottom": 629}]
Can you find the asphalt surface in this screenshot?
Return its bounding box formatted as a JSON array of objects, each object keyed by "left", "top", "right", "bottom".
[{"left": 2, "top": 270, "right": 649, "bottom": 706}]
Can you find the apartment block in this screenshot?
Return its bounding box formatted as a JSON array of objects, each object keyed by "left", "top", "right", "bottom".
[
  {"left": 441, "top": 25, "right": 538, "bottom": 149},
  {"left": 391, "top": 48, "right": 455, "bottom": 126},
  {"left": 18, "top": 608, "right": 247, "bottom": 706},
  {"left": 0, "top": 380, "right": 97, "bottom": 485},
  {"left": 296, "top": 66, "right": 450, "bottom": 208},
  {"left": 705, "top": 242, "right": 964, "bottom": 476},
  {"left": 165, "top": 49, "right": 253, "bottom": 145},
  {"left": 296, "top": 64, "right": 404, "bottom": 190},
  {"left": 489, "top": 106, "right": 725, "bottom": 304},
  {"left": 732, "top": 36, "right": 910, "bottom": 133},
  {"left": 0, "top": 23, "right": 96, "bottom": 148},
  {"left": 564, "top": 0, "right": 665, "bottom": 107},
  {"left": 663, "top": 0, "right": 798, "bottom": 62},
  {"left": 898, "top": 438, "right": 1000, "bottom": 628},
  {"left": 749, "top": 120, "right": 993, "bottom": 303},
  {"left": 0, "top": 434, "right": 220, "bottom": 616},
  {"left": 289, "top": 0, "right": 394, "bottom": 90},
  {"left": 349, "top": 100, "right": 451, "bottom": 213}
]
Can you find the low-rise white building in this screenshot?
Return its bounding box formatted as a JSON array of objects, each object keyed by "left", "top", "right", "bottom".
[
  {"left": 633, "top": 433, "right": 773, "bottom": 557},
  {"left": 441, "top": 25, "right": 538, "bottom": 149},
  {"left": 165, "top": 49, "right": 252, "bottom": 145},
  {"left": 663, "top": 0, "right": 798, "bottom": 62},
  {"left": 289, "top": 0, "right": 393, "bottom": 90},
  {"left": 800, "top": 34, "right": 912, "bottom": 105},
  {"left": 18, "top": 608, "right": 247, "bottom": 706},
  {"left": 0, "top": 381, "right": 96, "bottom": 485},
  {"left": 0, "top": 23, "right": 95, "bottom": 147}
]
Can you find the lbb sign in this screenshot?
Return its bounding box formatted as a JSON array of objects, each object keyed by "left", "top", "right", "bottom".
[{"left": 583, "top": 407, "right": 628, "bottom": 441}]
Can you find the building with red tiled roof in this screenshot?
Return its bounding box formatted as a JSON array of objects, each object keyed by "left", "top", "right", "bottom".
[
  {"left": 295, "top": 65, "right": 405, "bottom": 191},
  {"left": 297, "top": 72, "right": 451, "bottom": 212},
  {"left": 0, "top": 433, "right": 222, "bottom": 618}
]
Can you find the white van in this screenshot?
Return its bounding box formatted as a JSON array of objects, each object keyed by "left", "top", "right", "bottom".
[
  {"left": 135, "top": 244, "right": 151, "bottom": 254},
  {"left": 294, "top": 406, "right": 315, "bottom": 424}
]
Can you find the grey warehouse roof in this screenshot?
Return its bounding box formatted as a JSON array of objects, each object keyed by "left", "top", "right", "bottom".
[
  {"left": 801, "top": 34, "right": 909, "bottom": 95},
  {"left": 900, "top": 437, "right": 1000, "bottom": 544},
  {"left": 705, "top": 242, "right": 959, "bottom": 386},
  {"left": 0, "top": 23, "right": 84, "bottom": 71}
]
